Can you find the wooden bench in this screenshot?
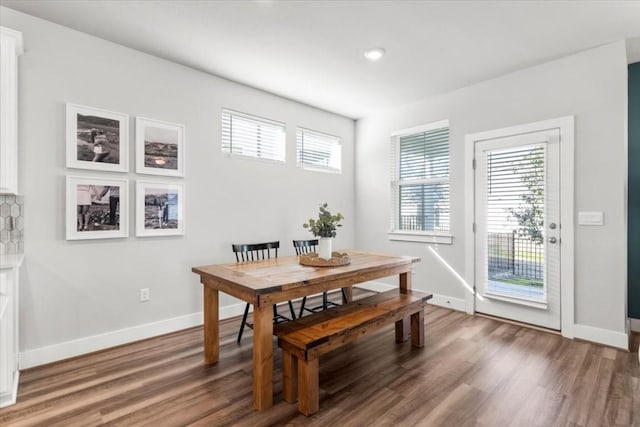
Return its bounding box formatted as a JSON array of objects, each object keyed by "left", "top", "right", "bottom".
[{"left": 274, "top": 289, "right": 432, "bottom": 416}]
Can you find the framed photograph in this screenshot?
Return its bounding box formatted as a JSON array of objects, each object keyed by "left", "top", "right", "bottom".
[
  {"left": 66, "top": 103, "right": 129, "bottom": 172},
  {"left": 136, "top": 181, "right": 185, "bottom": 237},
  {"left": 66, "top": 176, "right": 129, "bottom": 240},
  {"left": 136, "top": 117, "right": 185, "bottom": 177}
]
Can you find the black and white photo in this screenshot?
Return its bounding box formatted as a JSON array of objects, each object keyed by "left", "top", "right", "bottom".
[
  {"left": 136, "top": 117, "right": 185, "bottom": 177},
  {"left": 66, "top": 103, "right": 129, "bottom": 172},
  {"left": 66, "top": 176, "right": 128, "bottom": 240},
  {"left": 136, "top": 181, "right": 184, "bottom": 236}
]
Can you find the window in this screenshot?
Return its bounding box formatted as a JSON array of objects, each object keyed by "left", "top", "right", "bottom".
[
  {"left": 296, "top": 127, "right": 342, "bottom": 173},
  {"left": 221, "top": 109, "right": 285, "bottom": 162},
  {"left": 390, "top": 120, "right": 451, "bottom": 243}
]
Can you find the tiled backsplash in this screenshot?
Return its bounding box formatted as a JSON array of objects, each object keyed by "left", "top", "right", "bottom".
[{"left": 0, "top": 195, "right": 24, "bottom": 255}]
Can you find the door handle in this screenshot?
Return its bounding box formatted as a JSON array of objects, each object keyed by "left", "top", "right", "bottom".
[{"left": 548, "top": 237, "right": 557, "bottom": 244}]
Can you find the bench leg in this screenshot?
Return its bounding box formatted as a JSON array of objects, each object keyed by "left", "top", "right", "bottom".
[
  {"left": 395, "top": 317, "right": 410, "bottom": 343},
  {"left": 298, "top": 358, "right": 319, "bottom": 416},
  {"left": 282, "top": 350, "right": 298, "bottom": 403},
  {"left": 396, "top": 271, "right": 411, "bottom": 342},
  {"left": 411, "top": 309, "right": 425, "bottom": 348}
]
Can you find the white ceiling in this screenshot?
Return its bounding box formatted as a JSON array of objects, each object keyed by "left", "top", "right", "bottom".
[{"left": 2, "top": 0, "right": 640, "bottom": 119}]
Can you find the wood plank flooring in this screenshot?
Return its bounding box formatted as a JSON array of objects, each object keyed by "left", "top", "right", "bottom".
[{"left": 1, "top": 292, "right": 638, "bottom": 426}]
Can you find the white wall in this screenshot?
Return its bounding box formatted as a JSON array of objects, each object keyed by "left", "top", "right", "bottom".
[
  {"left": 355, "top": 42, "right": 628, "bottom": 344},
  {"left": 1, "top": 7, "right": 355, "bottom": 367}
]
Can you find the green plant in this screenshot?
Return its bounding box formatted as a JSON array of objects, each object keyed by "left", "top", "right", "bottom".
[
  {"left": 303, "top": 203, "right": 344, "bottom": 238},
  {"left": 508, "top": 149, "right": 544, "bottom": 244}
]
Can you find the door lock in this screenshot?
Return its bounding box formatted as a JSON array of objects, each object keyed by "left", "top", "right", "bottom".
[
  {"left": 548, "top": 237, "right": 557, "bottom": 244},
  {"left": 549, "top": 223, "right": 557, "bottom": 230}
]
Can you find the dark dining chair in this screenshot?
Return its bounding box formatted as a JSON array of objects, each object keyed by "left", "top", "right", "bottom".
[
  {"left": 233, "top": 241, "right": 297, "bottom": 343},
  {"left": 294, "top": 239, "right": 348, "bottom": 317}
]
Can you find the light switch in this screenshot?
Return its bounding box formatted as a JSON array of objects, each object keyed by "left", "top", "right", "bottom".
[{"left": 578, "top": 211, "right": 604, "bottom": 226}]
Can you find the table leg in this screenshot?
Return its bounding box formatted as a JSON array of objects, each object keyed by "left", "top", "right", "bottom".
[
  {"left": 203, "top": 286, "right": 219, "bottom": 365},
  {"left": 343, "top": 286, "right": 353, "bottom": 303},
  {"left": 253, "top": 302, "right": 274, "bottom": 411},
  {"left": 282, "top": 350, "right": 298, "bottom": 403},
  {"left": 395, "top": 271, "right": 412, "bottom": 343}
]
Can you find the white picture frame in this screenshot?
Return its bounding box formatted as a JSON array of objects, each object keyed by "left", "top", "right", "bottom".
[
  {"left": 66, "top": 176, "right": 129, "bottom": 240},
  {"left": 136, "top": 180, "right": 185, "bottom": 237},
  {"left": 136, "top": 117, "right": 185, "bottom": 177},
  {"left": 66, "top": 103, "right": 129, "bottom": 172}
]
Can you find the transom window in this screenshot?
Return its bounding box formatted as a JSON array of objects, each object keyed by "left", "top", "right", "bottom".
[
  {"left": 390, "top": 120, "right": 450, "bottom": 239},
  {"left": 221, "top": 109, "right": 285, "bottom": 162},
  {"left": 296, "top": 127, "right": 342, "bottom": 173}
]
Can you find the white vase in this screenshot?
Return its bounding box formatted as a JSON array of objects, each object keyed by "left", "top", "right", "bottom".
[{"left": 318, "top": 237, "right": 333, "bottom": 260}]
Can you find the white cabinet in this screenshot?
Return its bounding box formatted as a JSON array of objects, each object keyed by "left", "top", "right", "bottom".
[
  {"left": 0, "top": 27, "right": 23, "bottom": 195},
  {"left": 0, "top": 264, "right": 20, "bottom": 407}
]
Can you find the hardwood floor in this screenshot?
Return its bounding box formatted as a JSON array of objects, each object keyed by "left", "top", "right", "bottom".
[{"left": 1, "top": 293, "right": 638, "bottom": 426}]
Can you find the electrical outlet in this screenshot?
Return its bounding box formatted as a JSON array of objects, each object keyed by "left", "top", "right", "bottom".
[{"left": 140, "top": 288, "right": 150, "bottom": 302}]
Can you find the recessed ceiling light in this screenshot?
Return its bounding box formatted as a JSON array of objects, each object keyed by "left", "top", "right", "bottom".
[{"left": 364, "top": 47, "right": 386, "bottom": 62}]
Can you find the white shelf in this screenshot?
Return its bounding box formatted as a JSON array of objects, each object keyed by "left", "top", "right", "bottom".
[
  {"left": 0, "top": 27, "right": 23, "bottom": 194},
  {"left": 0, "top": 26, "right": 21, "bottom": 409}
]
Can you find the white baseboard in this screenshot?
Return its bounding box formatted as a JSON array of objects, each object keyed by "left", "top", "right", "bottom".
[
  {"left": 630, "top": 318, "right": 640, "bottom": 333},
  {"left": 356, "top": 282, "right": 466, "bottom": 312},
  {"left": 573, "top": 323, "right": 629, "bottom": 350},
  {"left": 19, "top": 302, "right": 247, "bottom": 369},
  {"left": 220, "top": 302, "right": 248, "bottom": 319},
  {"left": 428, "top": 294, "right": 467, "bottom": 312},
  {"left": 355, "top": 280, "right": 395, "bottom": 293}
]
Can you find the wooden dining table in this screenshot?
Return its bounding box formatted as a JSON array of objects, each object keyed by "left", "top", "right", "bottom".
[{"left": 191, "top": 250, "right": 420, "bottom": 411}]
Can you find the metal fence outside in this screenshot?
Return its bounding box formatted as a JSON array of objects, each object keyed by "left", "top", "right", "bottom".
[
  {"left": 487, "top": 232, "right": 543, "bottom": 281},
  {"left": 399, "top": 214, "right": 449, "bottom": 233}
]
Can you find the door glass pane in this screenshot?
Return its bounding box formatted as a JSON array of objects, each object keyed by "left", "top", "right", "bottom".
[{"left": 485, "top": 145, "right": 545, "bottom": 302}]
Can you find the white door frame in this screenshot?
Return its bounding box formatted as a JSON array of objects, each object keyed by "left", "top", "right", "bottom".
[{"left": 464, "top": 116, "right": 575, "bottom": 338}]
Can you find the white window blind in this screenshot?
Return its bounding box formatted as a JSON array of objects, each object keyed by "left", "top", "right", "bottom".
[
  {"left": 391, "top": 121, "right": 450, "bottom": 234},
  {"left": 482, "top": 145, "right": 546, "bottom": 301},
  {"left": 221, "top": 109, "right": 285, "bottom": 162},
  {"left": 296, "top": 127, "right": 342, "bottom": 172}
]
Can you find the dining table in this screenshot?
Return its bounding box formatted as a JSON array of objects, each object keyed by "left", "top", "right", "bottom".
[{"left": 191, "top": 250, "right": 420, "bottom": 411}]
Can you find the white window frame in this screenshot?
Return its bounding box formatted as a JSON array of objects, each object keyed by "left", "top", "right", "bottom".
[
  {"left": 221, "top": 108, "right": 286, "bottom": 164},
  {"left": 296, "top": 127, "right": 342, "bottom": 173},
  {"left": 389, "top": 119, "right": 453, "bottom": 244}
]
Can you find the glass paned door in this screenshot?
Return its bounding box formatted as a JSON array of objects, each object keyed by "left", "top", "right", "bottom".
[
  {"left": 485, "top": 145, "right": 546, "bottom": 302},
  {"left": 474, "top": 129, "right": 560, "bottom": 330}
]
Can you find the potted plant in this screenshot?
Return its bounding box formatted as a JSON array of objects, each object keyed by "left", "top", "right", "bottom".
[{"left": 303, "top": 203, "right": 344, "bottom": 259}]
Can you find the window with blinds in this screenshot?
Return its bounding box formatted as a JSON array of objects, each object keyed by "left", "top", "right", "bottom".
[
  {"left": 296, "top": 127, "right": 342, "bottom": 172},
  {"left": 221, "top": 109, "right": 286, "bottom": 162},
  {"left": 391, "top": 121, "right": 450, "bottom": 234}
]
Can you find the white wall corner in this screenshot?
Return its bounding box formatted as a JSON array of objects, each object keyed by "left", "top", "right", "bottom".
[
  {"left": 573, "top": 323, "right": 629, "bottom": 351},
  {"left": 19, "top": 302, "right": 247, "bottom": 369},
  {"left": 630, "top": 318, "right": 640, "bottom": 333}
]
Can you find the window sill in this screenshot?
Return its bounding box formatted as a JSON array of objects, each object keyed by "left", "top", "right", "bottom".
[
  {"left": 483, "top": 291, "right": 548, "bottom": 310},
  {"left": 222, "top": 152, "right": 285, "bottom": 165},
  {"left": 297, "top": 164, "right": 342, "bottom": 174},
  {"left": 387, "top": 231, "right": 453, "bottom": 245}
]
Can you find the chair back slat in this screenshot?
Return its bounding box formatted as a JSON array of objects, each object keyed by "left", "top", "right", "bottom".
[
  {"left": 232, "top": 241, "right": 280, "bottom": 262},
  {"left": 292, "top": 239, "right": 318, "bottom": 255}
]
